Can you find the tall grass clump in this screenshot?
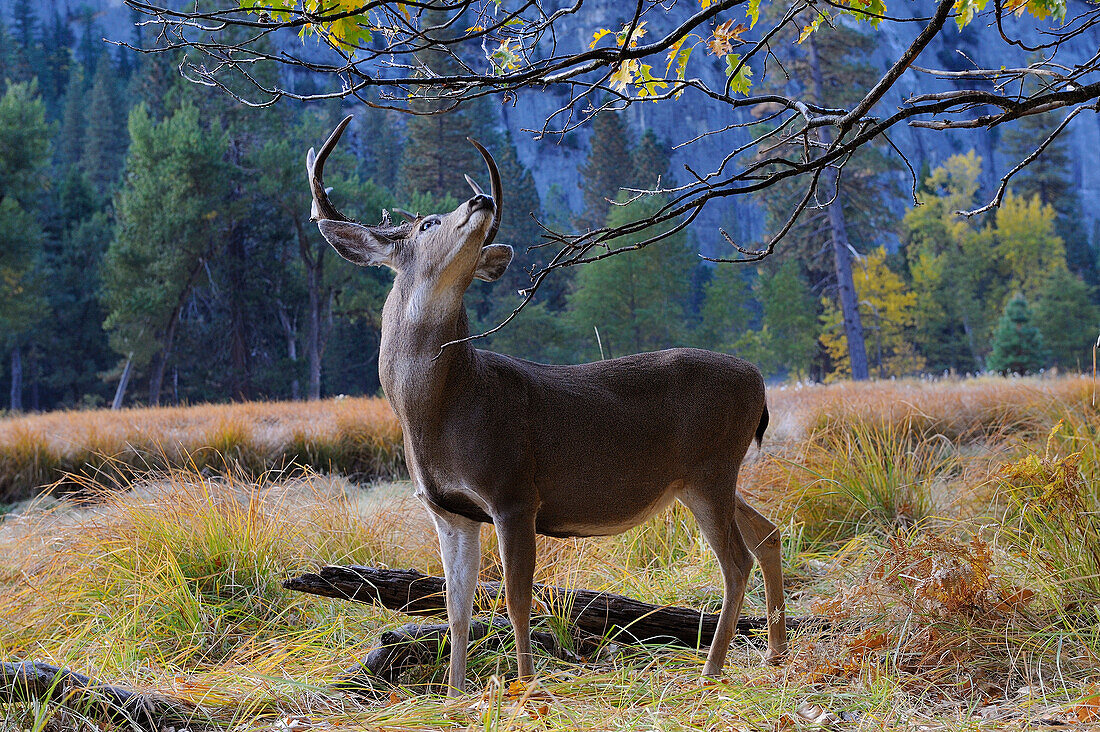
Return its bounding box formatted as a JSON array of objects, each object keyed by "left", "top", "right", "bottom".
[
  {"left": 993, "top": 421, "right": 1100, "bottom": 615},
  {"left": 0, "top": 470, "right": 421, "bottom": 676},
  {"left": 767, "top": 417, "right": 958, "bottom": 546},
  {"left": 0, "top": 427, "right": 60, "bottom": 503}
]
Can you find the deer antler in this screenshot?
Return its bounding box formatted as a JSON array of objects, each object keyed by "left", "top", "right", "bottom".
[
  {"left": 307, "top": 115, "right": 354, "bottom": 223},
  {"left": 466, "top": 138, "right": 502, "bottom": 247}
]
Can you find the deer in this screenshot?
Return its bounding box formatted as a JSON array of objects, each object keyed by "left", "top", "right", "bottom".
[{"left": 307, "top": 116, "right": 786, "bottom": 695}]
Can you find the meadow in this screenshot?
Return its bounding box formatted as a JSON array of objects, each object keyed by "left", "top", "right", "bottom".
[{"left": 2, "top": 376, "right": 1100, "bottom": 730}]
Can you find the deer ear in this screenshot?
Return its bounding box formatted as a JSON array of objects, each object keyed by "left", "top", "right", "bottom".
[
  {"left": 318, "top": 220, "right": 395, "bottom": 268},
  {"left": 473, "top": 244, "right": 513, "bottom": 282}
]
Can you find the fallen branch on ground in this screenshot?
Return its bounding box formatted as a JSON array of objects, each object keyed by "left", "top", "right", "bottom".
[
  {"left": 338, "top": 618, "right": 583, "bottom": 685},
  {"left": 0, "top": 660, "right": 201, "bottom": 731},
  {"left": 285, "top": 565, "right": 822, "bottom": 650}
]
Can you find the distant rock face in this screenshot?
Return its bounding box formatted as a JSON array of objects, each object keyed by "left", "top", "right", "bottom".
[{"left": 14, "top": 0, "right": 1099, "bottom": 256}]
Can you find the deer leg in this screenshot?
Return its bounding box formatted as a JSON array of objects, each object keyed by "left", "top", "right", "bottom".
[
  {"left": 734, "top": 494, "right": 787, "bottom": 664},
  {"left": 680, "top": 485, "right": 753, "bottom": 677},
  {"left": 494, "top": 510, "right": 537, "bottom": 681},
  {"left": 425, "top": 504, "right": 482, "bottom": 696}
]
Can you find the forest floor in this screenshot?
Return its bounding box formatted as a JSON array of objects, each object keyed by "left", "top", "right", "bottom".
[{"left": 2, "top": 376, "right": 1100, "bottom": 730}]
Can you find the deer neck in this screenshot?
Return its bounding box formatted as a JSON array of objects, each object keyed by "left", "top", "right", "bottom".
[{"left": 378, "top": 273, "right": 477, "bottom": 428}]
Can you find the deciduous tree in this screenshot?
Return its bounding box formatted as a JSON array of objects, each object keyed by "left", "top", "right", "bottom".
[{"left": 820, "top": 248, "right": 923, "bottom": 380}]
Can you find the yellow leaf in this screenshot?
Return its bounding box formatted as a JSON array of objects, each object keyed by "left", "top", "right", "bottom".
[
  {"left": 609, "top": 59, "right": 639, "bottom": 91},
  {"left": 589, "top": 28, "right": 613, "bottom": 48}
]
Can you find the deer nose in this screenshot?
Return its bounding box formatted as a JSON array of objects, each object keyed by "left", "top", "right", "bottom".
[{"left": 469, "top": 194, "right": 494, "bottom": 212}]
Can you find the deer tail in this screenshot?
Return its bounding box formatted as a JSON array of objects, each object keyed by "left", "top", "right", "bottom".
[{"left": 755, "top": 402, "right": 769, "bottom": 448}]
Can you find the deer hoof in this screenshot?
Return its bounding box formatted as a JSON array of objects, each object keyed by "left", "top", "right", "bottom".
[{"left": 763, "top": 647, "right": 788, "bottom": 666}]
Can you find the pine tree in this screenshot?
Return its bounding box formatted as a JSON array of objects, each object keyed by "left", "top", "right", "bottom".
[
  {"left": 76, "top": 7, "right": 103, "bottom": 75},
  {"left": 1034, "top": 269, "right": 1099, "bottom": 370},
  {"left": 736, "top": 260, "right": 820, "bottom": 379},
  {"left": 987, "top": 295, "right": 1048, "bottom": 374},
  {"left": 397, "top": 109, "right": 479, "bottom": 199},
  {"left": 472, "top": 131, "right": 545, "bottom": 323},
  {"left": 57, "top": 67, "right": 87, "bottom": 171},
  {"left": 754, "top": 18, "right": 891, "bottom": 381},
  {"left": 396, "top": 11, "right": 480, "bottom": 199},
  {"left": 81, "top": 58, "right": 129, "bottom": 199},
  {"left": 102, "top": 103, "right": 228, "bottom": 406},
  {"left": 631, "top": 129, "right": 670, "bottom": 188},
  {"left": 252, "top": 114, "right": 394, "bottom": 400},
  {"left": 9, "top": 0, "right": 41, "bottom": 84},
  {"left": 576, "top": 110, "right": 632, "bottom": 232},
  {"left": 0, "top": 82, "right": 52, "bottom": 411},
  {"left": 566, "top": 195, "right": 695, "bottom": 358},
  {"left": 696, "top": 265, "right": 752, "bottom": 351},
  {"left": 358, "top": 106, "right": 404, "bottom": 189},
  {"left": 39, "top": 11, "right": 73, "bottom": 110},
  {"left": 0, "top": 15, "right": 10, "bottom": 81},
  {"left": 37, "top": 210, "right": 114, "bottom": 406}
]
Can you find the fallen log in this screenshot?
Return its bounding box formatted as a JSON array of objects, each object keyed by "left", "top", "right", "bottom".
[
  {"left": 285, "top": 565, "right": 821, "bottom": 649},
  {"left": 339, "top": 618, "right": 582, "bottom": 685},
  {"left": 0, "top": 660, "right": 201, "bottom": 731}
]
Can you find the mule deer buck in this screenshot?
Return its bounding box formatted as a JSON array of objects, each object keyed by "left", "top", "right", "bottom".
[{"left": 308, "top": 116, "right": 786, "bottom": 694}]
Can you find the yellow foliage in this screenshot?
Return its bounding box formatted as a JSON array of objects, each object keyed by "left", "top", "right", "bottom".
[
  {"left": 820, "top": 247, "right": 925, "bottom": 380},
  {"left": 993, "top": 190, "right": 1066, "bottom": 300}
]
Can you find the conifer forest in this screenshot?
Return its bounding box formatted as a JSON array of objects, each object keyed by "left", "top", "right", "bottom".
[{"left": 0, "top": 0, "right": 1098, "bottom": 413}]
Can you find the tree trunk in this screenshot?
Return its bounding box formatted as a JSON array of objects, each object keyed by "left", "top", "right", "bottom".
[
  {"left": 276, "top": 302, "right": 300, "bottom": 400},
  {"left": 148, "top": 312, "right": 180, "bottom": 407},
  {"left": 226, "top": 223, "right": 252, "bottom": 401},
  {"left": 112, "top": 355, "right": 133, "bottom": 410},
  {"left": 9, "top": 346, "right": 22, "bottom": 413},
  {"left": 807, "top": 37, "right": 870, "bottom": 381},
  {"left": 149, "top": 260, "right": 203, "bottom": 406},
  {"left": 306, "top": 262, "right": 322, "bottom": 400},
  {"left": 294, "top": 216, "right": 325, "bottom": 401},
  {"left": 29, "top": 349, "right": 40, "bottom": 412}
]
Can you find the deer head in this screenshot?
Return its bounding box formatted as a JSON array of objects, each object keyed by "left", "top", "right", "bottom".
[{"left": 307, "top": 116, "right": 513, "bottom": 294}]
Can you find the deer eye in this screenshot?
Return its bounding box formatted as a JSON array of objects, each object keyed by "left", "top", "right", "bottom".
[{"left": 420, "top": 219, "right": 438, "bottom": 232}]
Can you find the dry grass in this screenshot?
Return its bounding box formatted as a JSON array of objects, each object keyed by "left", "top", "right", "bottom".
[
  {"left": 0, "top": 398, "right": 404, "bottom": 503},
  {"left": 3, "top": 375, "right": 1100, "bottom": 730}
]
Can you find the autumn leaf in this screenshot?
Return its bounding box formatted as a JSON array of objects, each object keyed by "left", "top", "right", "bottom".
[
  {"left": 707, "top": 19, "right": 747, "bottom": 56},
  {"left": 490, "top": 39, "right": 522, "bottom": 74},
  {"left": 589, "top": 28, "right": 614, "bottom": 48},
  {"left": 636, "top": 64, "right": 668, "bottom": 98},
  {"left": 609, "top": 59, "right": 640, "bottom": 91},
  {"left": 798, "top": 14, "right": 827, "bottom": 43},
  {"left": 1073, "top": 691, "right": 1100, "bottom": 724},
  {"left": 617, "top": 19, "right": 647, "bottom": 48},
  {"left": 746, "top": 0, "right": 762, "bottom": 26}
]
